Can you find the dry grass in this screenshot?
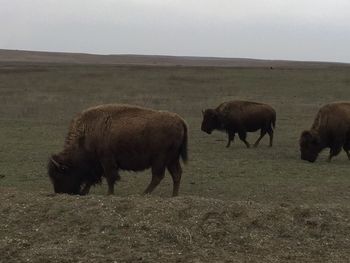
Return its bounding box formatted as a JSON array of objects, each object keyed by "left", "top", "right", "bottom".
[{"left": 1, "top": 188, "right": 349, "bottom": 263}]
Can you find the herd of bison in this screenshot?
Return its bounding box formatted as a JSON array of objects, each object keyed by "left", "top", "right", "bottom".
[{"left": 48, "top": 100, "right": 350, "bottom": 197}]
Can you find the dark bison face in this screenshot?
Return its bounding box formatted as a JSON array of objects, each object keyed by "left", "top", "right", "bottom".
[
  {"left": 299, "top": 130, "right": 321, "bottom": 163},
  {"left": 48, "top": 154, "right": 83, "bottom": 194},
  {"left": 201, "top": 109, "right": 219, "bottom": 134}
]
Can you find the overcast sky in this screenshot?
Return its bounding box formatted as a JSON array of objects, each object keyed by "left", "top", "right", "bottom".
[{"left": 1, "top": 0, "right": 350, "bottom": 62}]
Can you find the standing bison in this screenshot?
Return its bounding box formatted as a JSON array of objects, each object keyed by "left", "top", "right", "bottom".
[
  {"left": 201, "top": 101, "right": 276, "bottom": 148},
  {"left": 48, "top": 104, "right": 188, "bottom": 196},
  {"left": 300, "top": 102, "right": 350, "bottom": 162}
]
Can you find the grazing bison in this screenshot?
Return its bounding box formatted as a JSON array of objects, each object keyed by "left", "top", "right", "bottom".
[
  {"left": 300, "top": 102, "right": 350, "bottom": 162},
  {"left": 48, "top": 104, "right": 188, "bottom": 196},
  {"left": 201, "top": 101, "right": 276, "bottom": 148}
]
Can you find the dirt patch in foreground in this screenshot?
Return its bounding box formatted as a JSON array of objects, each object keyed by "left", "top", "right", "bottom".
[{"left": 1, "top": 188, "right": 349, "bottom": 263}]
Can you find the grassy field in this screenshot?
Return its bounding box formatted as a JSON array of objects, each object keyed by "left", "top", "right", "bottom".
[{"left": 1, "top": 63, "right": 350, "bottom": 262}]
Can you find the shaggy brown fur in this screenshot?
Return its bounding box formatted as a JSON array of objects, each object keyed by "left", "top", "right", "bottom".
[
  {"left": 48, "top": 104, "right": 188, "bottom": 196},
  {"left": 299, "top": 102, "right": 350, "bottom": 162},
  {"left": 201, "top": 101, "right": 276, "bottom": 148}
]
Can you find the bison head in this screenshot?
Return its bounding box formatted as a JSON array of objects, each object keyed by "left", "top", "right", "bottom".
[
  {"left": 299, "top": 130, "right": 321, "bottom": 162},
  {"left": 48, "top": 154, "right": 84, "bottom": 194},
  {"left": 201, "top": 109, "right": 220, "bottom": 134},
  {"left": 48, "top": 152, "right": 103, "bottom": 195}
]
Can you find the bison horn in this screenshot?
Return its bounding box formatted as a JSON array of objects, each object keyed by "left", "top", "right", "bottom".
[
  {"left": 201, "top": 109, "right": 205, "bottom": 115},
  {"left": 50, "top": 157, "right": 61, "bottom": 168}
]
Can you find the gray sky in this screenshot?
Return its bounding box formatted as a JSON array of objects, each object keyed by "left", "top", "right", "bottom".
[{"left": 1, "top": 0, "right": 350, "bottom": 62}]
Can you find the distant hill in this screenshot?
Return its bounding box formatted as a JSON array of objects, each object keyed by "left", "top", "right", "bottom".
[{"left": 0, "top": 49, "right": 349, "bottom": 68}]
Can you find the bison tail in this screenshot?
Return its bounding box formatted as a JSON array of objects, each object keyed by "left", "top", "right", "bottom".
[
  {"left": 180, "top": 122, "right": 188, "bottom": 164},
  {"left": 271, "top": 113, "right": 276, "bottom": 130},
  {"left": 271, "top": 118, "right": 276, "bottom": 129}
]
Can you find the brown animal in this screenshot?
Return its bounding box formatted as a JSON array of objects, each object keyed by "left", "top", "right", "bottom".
[
  {"left": 201, "top": 100, "right": 276, "bottom": 148},
  {"left": 48, "top": 104, "right": 188, "bottom": 196},
  {"left": 300, "top": 102, "right": 350, "bottom": 162}
]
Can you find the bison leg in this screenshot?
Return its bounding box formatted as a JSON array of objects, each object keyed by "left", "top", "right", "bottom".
[
  {"left": 101, "top": 160, "right": 119, "bottom": 195},
  {"left": 100, "top": 157, "right": 120, "bottom": 195},
  {"left": 226, "top": 133, "right": 235, "bottom": 148},
  {"left": 254, "top": 129, "right": 267, "bottom": 147},
  {"left": 343, "top": 142, "right": 350, "bottom": 160},
  {"left": 238, "top": 131, "right": 250, "bottom": 148},
  {"left": 143, "top": 164, "right": 165, "bottom": 195},
  {"left": 80, "top": 183, "right": 91, "bottom": 195},
  {"left": 105, "top": 171, "right": 119, "bottom": 195},
  {"left": 267, "top": 129, "right": 274, "bottom": 147},
  {"left": 328, "top": 146, "right": 342, "bottom": 162},
  {"left": 344, "top": 148, "right": 350, "bottom": 160},
  {"left": 167, "top": 159, "right": 182, "bottom": 197}
]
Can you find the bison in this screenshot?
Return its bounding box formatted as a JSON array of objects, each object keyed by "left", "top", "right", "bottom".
[
  {"left": 201, "top": 100, "right": 276, "bottom": 148},
  {"left": 300, "top": 102, "right": 350, "bottom": 162},
  {"left": 48, "top": 104, "right": 188, "bottom": 196}
]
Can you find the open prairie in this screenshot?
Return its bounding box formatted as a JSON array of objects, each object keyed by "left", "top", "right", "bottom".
[{"left": 1, "top": 62, "right": 350, "bottom": 262}]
